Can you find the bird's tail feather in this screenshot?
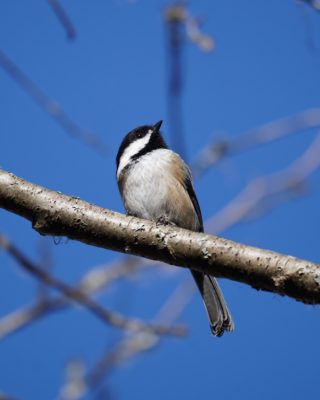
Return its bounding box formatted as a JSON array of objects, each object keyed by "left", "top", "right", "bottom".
[{"left": 191, "top": 270, "right": 234, "bottom": 336}]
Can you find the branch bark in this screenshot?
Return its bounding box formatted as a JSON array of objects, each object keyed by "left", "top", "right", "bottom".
[{"left": 1, "top": 168, "right": 320, "bottom": 304}]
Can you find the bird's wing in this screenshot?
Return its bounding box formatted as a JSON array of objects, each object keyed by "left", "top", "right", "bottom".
[{"left": 183, "top": 169, "right": 204, "bottom": 233}]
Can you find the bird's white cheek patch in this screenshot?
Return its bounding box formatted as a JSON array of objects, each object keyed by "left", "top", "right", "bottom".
[{"left": 117, "top": 132, "right": 152, "bottom": 178}]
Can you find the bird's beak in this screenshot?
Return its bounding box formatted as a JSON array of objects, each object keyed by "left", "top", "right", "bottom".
[{"left": 153, "top": 120, "right": 163, "bottom": 132}]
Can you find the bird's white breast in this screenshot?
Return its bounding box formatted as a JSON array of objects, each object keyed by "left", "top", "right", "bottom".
[
  {"left": 121, "top": 149, "right": 200, "bottom": 230},
  {"left": 123, "top": 149, "right": 172, "bottom": 218}
]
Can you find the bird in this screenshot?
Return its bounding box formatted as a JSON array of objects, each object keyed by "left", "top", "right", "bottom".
[{"left": 116, "top": 120, "right": 234, "bottom": 336}]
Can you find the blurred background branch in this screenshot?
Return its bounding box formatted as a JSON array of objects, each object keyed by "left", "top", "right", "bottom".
[
  {"left": 165, "top": 2, "right": 214, "bottom": 159},
  {"left": 47, "top": 0, "right": 76, "bottom": 40},
  {"left": 82, "top": 279, "right": 195, "bottom": 399},
  {"left": 300, "top": 0, "right": 320, "bottom": 12},
  {"left": 0, "top": 256, "right": 155, "bottom": 341},
  {"left": 0, "top": 234, "right": 185, "bottom": 337},
  {"left": 0, "top": 50, "right": 107, "bottom": 156},
  {"left": 207, "top": 132, "right": 320, "bottom": 233},
  {"left": 192, "top": 108, "right": 320, "bottom": 178}
]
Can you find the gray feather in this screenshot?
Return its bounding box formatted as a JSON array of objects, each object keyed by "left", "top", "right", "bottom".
[
  {"left": 191, "top": 271, "right": 234, "bottom": 336},
  {"left": 185, "top": 172, "right": 234, "bottom": 336}
]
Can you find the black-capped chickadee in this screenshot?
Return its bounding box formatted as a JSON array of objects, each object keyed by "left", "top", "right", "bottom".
[{"left": 116, "top": 120, "right": 234, "bottom": 336}]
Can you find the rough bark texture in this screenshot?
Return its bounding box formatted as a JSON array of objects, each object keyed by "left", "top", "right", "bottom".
[{"left": 1, "top": 168, "right": 320, "bottom": 304}]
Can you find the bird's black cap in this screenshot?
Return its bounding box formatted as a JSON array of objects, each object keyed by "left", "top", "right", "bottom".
[{"left": 116, "top": 121, "right": 167, "bottom": 170}]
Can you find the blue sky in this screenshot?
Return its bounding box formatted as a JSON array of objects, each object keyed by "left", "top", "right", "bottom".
[{"left": 1, "top": 1, "right": 320, "bottom": 399}]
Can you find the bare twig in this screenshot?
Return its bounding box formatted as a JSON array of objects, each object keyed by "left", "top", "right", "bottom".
[
  {"left": 192, "top": 108, "right": 320, "bottom": 178},
  {"left": 0, "top": 392, "right": 19, "bottom": 400},
  {"left": 164, "top": 3, "right": 214, "bottom": 159},
  {"left": 0, "top": 235, "right": 185, "bottom": 337},
  {"left": 207, "top": 133, "right": 320, "bottom": 234},
  {"left": 1, "top": 169, "right": 320, "bottom": 304},
  {"left": 81, "top": 280, "right": 195, "bottom": 396},
  {"left": 154, "top": 278, "right": 195, "bottom": 325},
  {"left": 0, "top": 50, "right": 107, "bottom": 156},
  {"left": 165, "top": 3, "right": 214, "bottom": 52},
  {"left": 300, "top": 0, "right": 320, "bottom": 12},
  {"left": 58, "top": 359, "right": 86, "bottom": 400},
  {"left": 0, "top": 257, "right": 156, "bottom": 340},
  {"left": 77, "top": 257, "right": 150, "bottom": 294},
  {"left": 47, "top": 0, "right": 77, "bottom": 39},
  {"left": 0, "top": 300, "right": 57, "bottom": 340},
  {"left": 297, "top": 0, "right": 319, "bottom": 54},
  {"left": 165, "top": 3, "right": 187, "bottom": 158}
]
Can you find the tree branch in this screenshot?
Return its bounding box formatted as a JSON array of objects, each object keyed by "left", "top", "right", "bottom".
[
  {"left": 0, "top": 236, "right": 185, "bottom": 337},
  {"left": 0, "top": 256, "right": 155, "bottom": 340},
  {"left": 0, "top": 50, "right": 107, "bottom": 156},
  {"left": 207, "top": 132, "right": 320, "bottom": 234},
  {"left": 87, "top": 279, "right": 195, "bottom": 392},
  {"left": 47, "top": 0, "right": 77, "bottom": 40},
  {"left": 192, "top": 108, "right": 320, "bottom": 178},
  {"left": 300, "top": 0, "right": 320, "bottom": 12},
  {"left": 1, "top": 168, "right": 320, "bottom": 304}
]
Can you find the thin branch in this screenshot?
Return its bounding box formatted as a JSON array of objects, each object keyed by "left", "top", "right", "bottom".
[
  {"left": 47, "top": 0, "right": 77, "bottom": 40},
  {"left": 297, "top": 0, "right": 319, "bottom": 54},
  {"left": 0, "top": 235, "right": 185, "bottom": 337},
  {"left": 0, "top": 50, "right": 107, "bottom": 156},
  {"left": 57, "top": 267, "right": 192, "bottom": 399},
  {"left": 192, "top": 108, "right": 320, "bottom": 178},
  {"left": 0, "top": 300, "right": 56, "bottom": 340},
  {"left": 164, "top": 3, "right": 213, "bottom": 159},
  {"left": 0, "top": 169, "right": 319, "bottom": 304},
  {"left": 154, "top": 278, "right": 195, "bottom": 325},
  {"left": 80, "top": 280, "right": 195, "bottom": 397},
  {"left": 0, "top": 393, "right": 19, "bottom": 400},
  {"left": 0, "top": 257, "right": 155, "bottom": 340},
  {"left": 165, "top": 3, "right": 187, "bottom": 158},
  {"left": 207, "top": 132, "right": 320, "bottom": 234},
  {"left": 77, "top": 257, "right": 150, "bottom": 294},
  {"left": 300, "top": 0, "right": 320, "bottom": 12},
  {"left": 58, "top": 359, "right": 87, "bottom": 400},
  {"left": 165, "top": 3, "right": 214, "bottom": 52}
]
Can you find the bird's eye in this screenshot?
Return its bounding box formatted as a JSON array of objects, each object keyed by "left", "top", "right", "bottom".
[{"left": 136, "top": 132, "right": 142, "bottom": 138}]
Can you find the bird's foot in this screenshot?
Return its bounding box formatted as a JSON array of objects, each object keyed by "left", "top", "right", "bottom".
[{"left": 156, "top": 215, "right": 176, "bottom": 226}]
